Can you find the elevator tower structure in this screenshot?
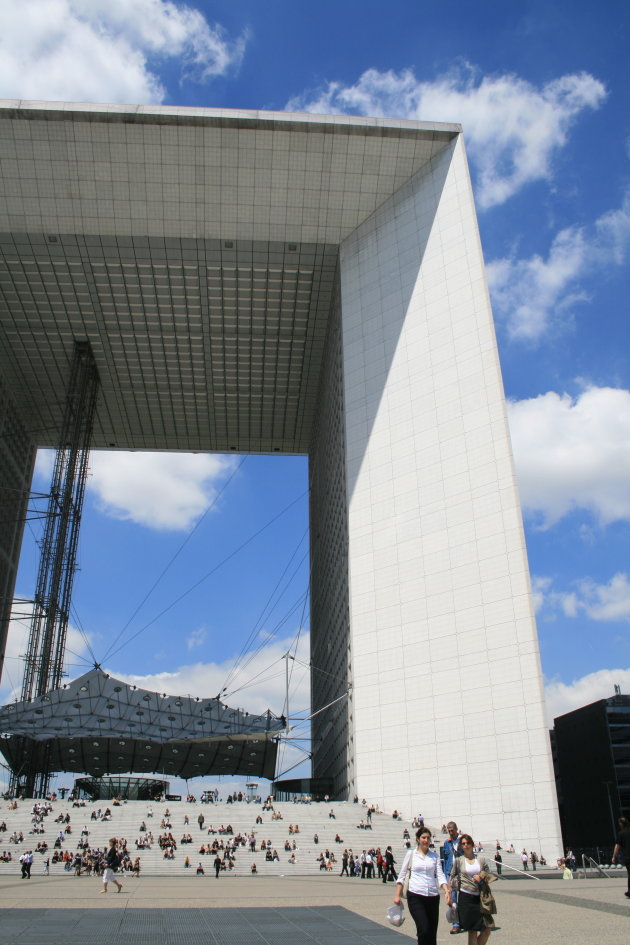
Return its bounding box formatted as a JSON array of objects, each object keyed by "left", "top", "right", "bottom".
[
  {"left": 0, "top": 101, "right": 562, "bottom": 854},
  {"left": 10, "top": 341, "right": 98, "bottom": 797}
]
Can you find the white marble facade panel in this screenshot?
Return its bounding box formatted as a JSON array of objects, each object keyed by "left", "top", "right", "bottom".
[{"left": 340, "top": 135, "right": 561, "bottom": 854}]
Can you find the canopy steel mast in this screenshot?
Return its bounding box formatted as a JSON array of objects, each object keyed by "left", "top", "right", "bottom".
[{"left": 10, "top": 341, "right": 98, "bottom": 797}]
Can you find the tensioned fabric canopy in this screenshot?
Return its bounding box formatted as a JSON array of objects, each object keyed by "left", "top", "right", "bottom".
[{"left": 0, "top": 667, "right": 284, "bottom": 780}]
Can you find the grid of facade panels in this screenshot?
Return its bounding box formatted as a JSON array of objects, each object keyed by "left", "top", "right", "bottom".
[
  {"left": 0, "top": 104, "right": 455, "bottom": 246},
  {"left": 309, "top": 273, "right": 353, "bottom": 797},
  {"left": 0, "top": 235, "right": 338, "bottom": 453},
  {"left": 0, "top": 375, "right": 35, "bottom": 667}
]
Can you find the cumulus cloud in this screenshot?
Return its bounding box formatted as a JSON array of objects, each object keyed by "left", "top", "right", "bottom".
[
  {"left": 537, "top": 572, "right": 630, "bottom": 624},
  {"left": 87, "top": 451, "right": 238, "bottom": 531},
  {"left": 545, "top": 667, "right": 630, "bottom": 724},
  {"left": 34, "top": 449, "right": 238, "bottom": 532},
  {"left": 0, "top": 0, "right": 246, "bottom": 104},
  {"left": 106, "top": 631, "right": 311, "bottom": 719},
  {"left": 595, "top": 188, "right": 630, "bottom": 264},
  {"left": 507, "top": 386, "right": 630, "bottom": 526},
  {"left": 487, "top": 227, "right": 588, "bottom": 340},
  {"left": 33, "top": 449, "right": 54, "bottom": 482},
  {"left": 287, "top": 64, "right": 606, "bottom": 209},
  {"left": 530, "top": 576, "right": 552, "bottom": 614},
  {"left": 186, "top": 626, "right": 207, "bottom": 651},
  {"left": 578, "top": 573, "right": 630, "bottom": 622},
  {"left": 487, "top": 190, "right": 630, "bottom": 340}
]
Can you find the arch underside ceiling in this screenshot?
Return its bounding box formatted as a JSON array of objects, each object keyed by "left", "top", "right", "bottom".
[{"left": 0, "top": 102, "right": 456, "bottom": 455}]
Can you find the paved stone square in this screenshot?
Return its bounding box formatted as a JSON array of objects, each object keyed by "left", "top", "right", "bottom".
[{"left": 0, "top": 874, "right": 628, "bottom": 944}]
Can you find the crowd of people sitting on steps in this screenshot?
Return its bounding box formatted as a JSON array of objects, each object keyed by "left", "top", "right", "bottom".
[
  {"left": 1, "top": 792, "right": 597, "bottom": 886},
  {"left": 0, "top": 795, "right": 407, "bottom": 874}
]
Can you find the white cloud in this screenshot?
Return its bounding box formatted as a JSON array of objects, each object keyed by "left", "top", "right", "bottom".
[
  {"left": 545, "top": 667, "right": 630, "bottom": 724},
  {"left": 34, "top": 449, "right": 239, "bottom": 532},
  {"left": 0, "top": 0, "right": 246, "bottom": 105},
  {"left": 530, "top": 575, "right": 552, "bottom": 614},
  {"left": 106, "top": 631, "right": 311, "bottom": 719},
  {"left": 487, "top": 227, "right": 589, "bottom": 340},
  {"left": 558, "top": 592, "right": 579, "bottom": 619},
  {"left": 595, "top": 189, "right": 630, "bottom": 264},
  {"left": 33, "top": 449, "right": 54, "bottom": 482},
  {"left": 507, "top": 386, "right": 630, "bottom": 526},
  {"left": 578, "top": 573, "right": 630, "bottom": 622},
  {"left": 534, "top": 572, "right": 630, "bottom": 631},
  {"left": 88, "top": 451, "right": 237, "bottom": 531},
  {"left": 487, "top": 191, "right": 630, "bottom": 340},
  {"left": 287, "top": 64, "right": 606, "bottom": 209},
  {"left": 186, "top": 626, "right": 207, "bottom": 651}
]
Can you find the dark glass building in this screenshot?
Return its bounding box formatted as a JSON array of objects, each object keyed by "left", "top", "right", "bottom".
[
  {"left": 552, "top": 694, "right": 630, "bottom": 849},
  {"left": 74, "top": 776, "right": 168, "bottom": 801}
]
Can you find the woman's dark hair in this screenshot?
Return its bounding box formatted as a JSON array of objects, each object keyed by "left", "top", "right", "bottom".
[
  {"left": 416, "top": 827, "right": 432, "bottom": 840},
  {"left": 459, "top": 833, "right": 474, "bottom": 847},
  {"left": 619, "top": 817, "right": 629, "bottom": 829}
]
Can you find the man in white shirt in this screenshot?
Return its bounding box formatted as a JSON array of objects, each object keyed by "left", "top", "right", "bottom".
[{"left": 443, "top": 822, "right": 463, "bottom": 934}]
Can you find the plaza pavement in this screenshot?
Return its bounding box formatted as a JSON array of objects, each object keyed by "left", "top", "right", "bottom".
[{"left": 0, "top": 873, "right": 627, "bottom": 944}]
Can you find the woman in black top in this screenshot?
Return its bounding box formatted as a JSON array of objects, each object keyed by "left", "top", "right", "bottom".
[
  {"left": 612, "top": 816, "right": 630, "bottom": 899},
  {"left": 99, "top": 838, "right": 123, "bottom": 894}
]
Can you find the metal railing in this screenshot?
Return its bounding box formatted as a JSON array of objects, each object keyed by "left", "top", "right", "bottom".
[
  {"left": 578, "top": 854, "right": 613, "bottom": 878},
  {"left": 495, "top": 861, "right": 541, "bottom": 880}
]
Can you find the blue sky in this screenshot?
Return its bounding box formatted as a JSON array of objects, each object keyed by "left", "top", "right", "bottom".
[{"left": 1, "top": 0, "right": 629, "bottom": 793}]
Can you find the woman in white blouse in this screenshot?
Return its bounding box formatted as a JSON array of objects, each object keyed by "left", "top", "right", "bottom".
[{"left": 393, "top": 827, "right": 451, "bottom": 945}]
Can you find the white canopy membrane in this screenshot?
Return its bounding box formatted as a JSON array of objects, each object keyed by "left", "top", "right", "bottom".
[{"left": 0, "top": 667, "right": 285, "bottom": 780}]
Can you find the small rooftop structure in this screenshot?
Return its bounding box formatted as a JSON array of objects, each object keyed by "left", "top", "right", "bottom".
[{"left": 0, "top": 667, "right": 284, "bottom": 781}]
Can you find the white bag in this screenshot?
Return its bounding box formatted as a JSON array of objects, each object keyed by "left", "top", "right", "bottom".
[{"left": 386, "top": 903, "right": 405, "bottom": 926}]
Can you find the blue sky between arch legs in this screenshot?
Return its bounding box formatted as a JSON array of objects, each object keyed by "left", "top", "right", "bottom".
[{"left": 1, "top": 0, "right": 630, "bottom": 792}]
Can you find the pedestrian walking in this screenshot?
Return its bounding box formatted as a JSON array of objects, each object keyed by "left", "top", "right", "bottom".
[
  {"left": 393, "top": 828, "right": 450, "bottom": 945},
  {"left": 99, "top": 837, "right": 123, "bottom": 893},
  {"left": 442, "top": 821, "right": 463, "bottom": 934},
  {"left": 383, "top": 846, "right": 396, "bottom": 883}
]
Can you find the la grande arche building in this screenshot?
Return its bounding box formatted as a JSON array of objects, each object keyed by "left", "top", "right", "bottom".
[{"left": 0, "top": 101, "right": 562, "bottom": 853}]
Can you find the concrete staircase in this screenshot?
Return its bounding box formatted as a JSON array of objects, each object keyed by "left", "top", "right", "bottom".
[{"left": 0, "top": 797, "right": 543, "bottom": 877}]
